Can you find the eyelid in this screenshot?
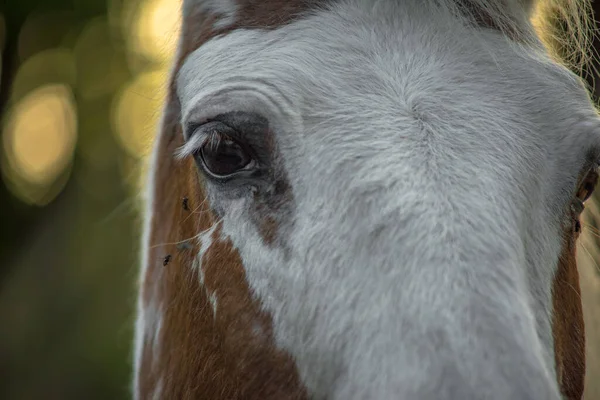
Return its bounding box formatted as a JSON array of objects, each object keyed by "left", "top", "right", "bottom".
[
  {"left": 176, "top": 121, "right": 234, "bottom": 159},
  {"left": 177, "top": 111, "right": 271, "bottom": 171}
]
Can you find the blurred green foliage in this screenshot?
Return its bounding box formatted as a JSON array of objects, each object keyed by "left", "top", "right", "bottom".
[{"left": 0, "top": 0, "right": 154, "bottom": 398}]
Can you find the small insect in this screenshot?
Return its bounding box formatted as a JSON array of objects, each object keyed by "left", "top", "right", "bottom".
[
  {"left": 182, "top": 197, "right": 190, "bottom": 211},
  {"left": 163, "top": 254, "right": 172, "bottom": 266}
]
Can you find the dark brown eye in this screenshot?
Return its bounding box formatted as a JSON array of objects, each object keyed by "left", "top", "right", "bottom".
[
  {"left": 576, "top": 166, "right": 598, "bottom": 203},
  {"left": 199, "top": 135, "right": 253, "bottom": 177}
]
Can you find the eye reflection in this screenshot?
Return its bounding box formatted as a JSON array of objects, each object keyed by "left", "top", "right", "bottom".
[{"left": 197, "top": 134, "right": 253, "bottom": 177}]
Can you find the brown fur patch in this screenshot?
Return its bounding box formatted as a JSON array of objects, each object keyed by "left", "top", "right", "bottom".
[
  {"left": 137, "top": 100, "right": 307, "bottom": 400},
  {"left": 552, "top": 214, "right": 586, "bottom": 400},
  {"left": 135, "top": 4, "right": 317, "bottom": 398},
  {"left": 256, "top": 215, "right": 279, "bottom": 246},
  {"left": 252, "top": 176, "right": 294, "bottom": 246},
  {"left": 214, "top": 0, "right": 328, "bottom": 31}
]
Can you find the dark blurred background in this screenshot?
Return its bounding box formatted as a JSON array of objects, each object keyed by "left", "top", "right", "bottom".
[
  {"left": 0, "top": 0, "right": 177, "bottom": 398},
  {"left": 1, "top": 1, "right": 600, "bottom": 399}
]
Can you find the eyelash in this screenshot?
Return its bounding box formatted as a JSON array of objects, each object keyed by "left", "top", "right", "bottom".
[
  {"left": 201, "top": 131, "right": 228, "bottom": 151},
  {"left": 176, "top": 124, "right": 233, "bottom": 160}
]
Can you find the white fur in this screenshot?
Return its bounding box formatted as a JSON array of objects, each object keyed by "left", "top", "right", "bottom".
[
  {"left": 194, "top": 223, "right": 220, "bottom": 318},
  {"left": 209, "top": 291, "right": 218, "bottom": 317},
  {"left": 140, "top": 0, "right": 600, "bottom": 398}
]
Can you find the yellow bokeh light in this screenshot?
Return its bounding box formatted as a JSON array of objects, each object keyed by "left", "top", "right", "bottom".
[
  {"left": 10, "top": 48, "right": 76, "bottom": 104},
  {"left": 74, "top": 17, "right": 128, "bottom": 100},
  {"left": 111, "top": 69, "right": 167, "bottom": 159},
  {"left": 3, "top": 84, "right": 78, "bottom": 187},
  {"left": 130, "top": 0, "right": 181, "bottom": 62}
]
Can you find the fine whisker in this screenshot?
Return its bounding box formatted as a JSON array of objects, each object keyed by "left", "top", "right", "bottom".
[
  {"left": 149, "top": 220, "right": 222, "bottom": 250},
  {"left": 579, "top": 241, "right": 600, "bottom": 276},
  {"left": 181, "top": 197, "right": 210, "bottom": 224}
]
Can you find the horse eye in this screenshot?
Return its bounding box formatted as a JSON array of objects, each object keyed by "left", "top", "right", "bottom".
[
  {"left": 577, "top": 166, "right": 599, "bottom": 203},
  {"left": 197, "top": 135, "right": 254, "bottom": 177}
]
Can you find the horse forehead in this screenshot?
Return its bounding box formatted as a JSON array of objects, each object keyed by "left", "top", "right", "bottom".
[
  {"left": 179, "top": 10, "right": 483, "bottom": 106},
  {"left": 179, "top": 0, "right": 594, "bottom": 177},
  {"left": 179, "top": 5, "right": 547, "bottom": 133},
  {"left": 183, "top": 2, "right": 514, "bottom": 90}
]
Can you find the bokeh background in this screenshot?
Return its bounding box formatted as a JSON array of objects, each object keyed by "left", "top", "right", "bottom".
[
  {"left": 0, "top": 0, "right": 178, "bottom": 398},
  {"left": 1, "top": 1, "right": 600, "bottom": 399}
]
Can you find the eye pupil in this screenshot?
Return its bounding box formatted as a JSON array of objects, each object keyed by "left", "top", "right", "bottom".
[{"left": 199, "top": 138, "right": 252, "bottom": 176}]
